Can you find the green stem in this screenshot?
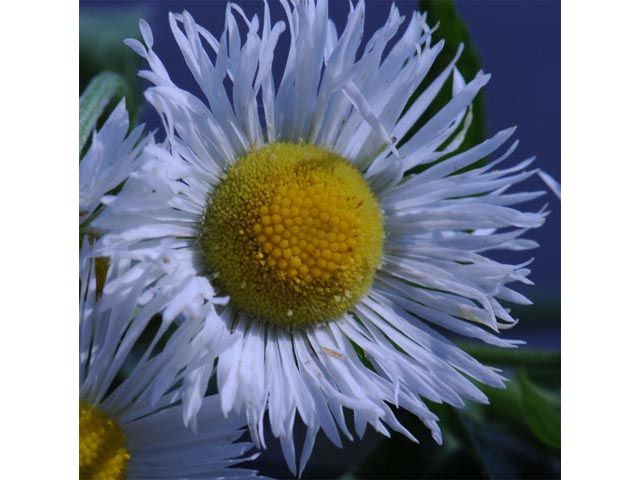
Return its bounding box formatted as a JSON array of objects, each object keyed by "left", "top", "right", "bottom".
[{"left": 458, "top": 343, "right": 560, "bottom": 368}]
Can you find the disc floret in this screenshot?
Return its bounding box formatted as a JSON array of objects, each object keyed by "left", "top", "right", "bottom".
[
  {"left": 200, "top": 143, "right": 384, "bottom": 328},
  {"left": 80, "top": 401, "right": 130, "bottom": 480}
]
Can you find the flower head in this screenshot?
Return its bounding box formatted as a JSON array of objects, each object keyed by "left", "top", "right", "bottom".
[{"left": 96, "top": 1, "right": 547, "bottom": 474}]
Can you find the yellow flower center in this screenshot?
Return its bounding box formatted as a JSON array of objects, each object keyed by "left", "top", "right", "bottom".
[
  {"left": 79, "top": 401, "right": 130, "bottom": 480},
  {"left": 200, "top": 143, "right": 384, "bottom": 328}
]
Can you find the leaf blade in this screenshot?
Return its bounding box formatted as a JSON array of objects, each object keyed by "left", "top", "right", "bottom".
[
  {"left": 518, "top": 371, "right": 561, "bottom": 449},
  {"left": 79, "top": 71, "right": 131, "bottom": 156}
]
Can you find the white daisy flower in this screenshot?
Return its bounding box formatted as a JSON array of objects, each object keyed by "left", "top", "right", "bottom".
[
  {"left": 95, "top": 1, "right": 548, "bottom": 474},
  {"left": 79, "top": 99, "right": 149, "bottom": 226},
  {"left": 79, "top": 240, "right": 261, "bottom": 479}
]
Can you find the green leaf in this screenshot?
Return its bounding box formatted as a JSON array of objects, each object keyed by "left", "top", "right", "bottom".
[
  {"left": 79, "top": 71, "right": 132, "bottom": 156},
  {"left": 410, "top": 0, "right": 487, "bottom": 169},
  {"left": 456, "top": 411, "right": 521, "bottom": 479},
  {"left": 337, "top": 474, "right": 357, "bottom": 480},
  {"left": 482, "top": 378, "right": 527, "bottom": 427},
  {"left": 80, "top": 7, "right": 146, "bottom": 139},
  {"left": 518, "top": 371, "right": 561, "bottom": 449}
]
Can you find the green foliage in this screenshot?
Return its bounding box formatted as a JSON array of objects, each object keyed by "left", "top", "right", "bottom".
[
  {"left": 79, "top": 7, "right": 145, "bottom": 148},
  {"left": 460, "top": 343, "right": 561, "bottom": 369},
  {"left": 79, "top": 72, "right": 132, "bottom": 157},
  {"left": 469, "top": 349, "right": 561, "bottom": 453},
  {"left": 348, "top": 348, "right": 561, "bottom": 479},
  {"left": 79, "top": 8, "right": 144, "bottom": 97},
  {"left": 518, "top": 371, "right": 561, "bottom": 449},
  {"left": 455, "top": 410, "right": 522, "bottom": 479}
]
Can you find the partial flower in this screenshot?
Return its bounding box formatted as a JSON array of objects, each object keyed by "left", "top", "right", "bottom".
[
  {"left": 79, "top": 99, "right": 149, "bottom": 226},
  {"left": 79, "top": 240, "right": 261, "bottom": 479},
  {"left": 96, "top": 1, "right": 547, "bottom": 475},
  {"left": 538, "top": 170, "right": 561, "bottom": 199}
]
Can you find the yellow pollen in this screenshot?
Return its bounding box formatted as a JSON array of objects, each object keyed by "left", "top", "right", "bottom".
[
  {"left": 200, "top": 142, "right": 384, "bottom": 328},
  {"left": 80, "top": 401, "right": 130, "bottom": 480}
]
